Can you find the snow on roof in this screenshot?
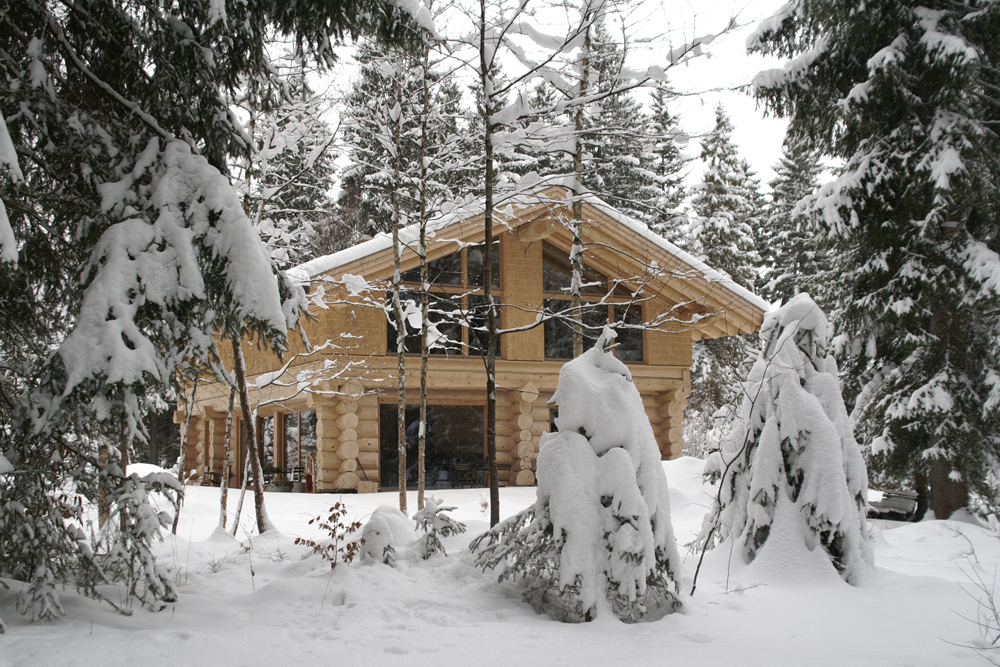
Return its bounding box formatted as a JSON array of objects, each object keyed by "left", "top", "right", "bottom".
[
  {"left": 288, "top": 197, "right": 482, "bottom": 283},
  {"left": 291, "top": 186, "right": 770, "bottom": 315},
  {"left": 574, "top": 190, "right": 771, "bottom": 314}
]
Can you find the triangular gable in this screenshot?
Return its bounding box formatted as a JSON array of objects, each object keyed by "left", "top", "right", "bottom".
[{"left": 292, "top": 186, "right": 768, "bottom": 339}]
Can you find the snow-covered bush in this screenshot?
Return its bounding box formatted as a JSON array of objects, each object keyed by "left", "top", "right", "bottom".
[
  {"left": 413, "top": 497, "right": 466, "bottom": 559},
  {"left": 697, "top": 294, "right": 872, "bottom": 583},
  {"left": 90, "top": 471, "right": 180, "bottom": 610},
  {"left": 359, "top": 505, "right": 415, "bottom": 565},
  {"left": 472, "top": 328, "right": 682, "bottom": 623}
]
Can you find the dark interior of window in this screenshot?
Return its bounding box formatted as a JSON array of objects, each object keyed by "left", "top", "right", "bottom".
[
  {"left": 386, "top": 291, "right": 462, "bottom": 355},
  {"left": 543, "top": 298, "right": 608, "bottom": 359},
  {"left": 379, "top": 404, "right": 486, "bottom": 489},
  {"left": 389, "top": 242, "right": 501, "bottom": 356},
  {"left": 400, "top": 242, "right": 499, "bottom": 288},
  {"left": 467, "top": 242, "right": 500, "bottom": 288},
  {"left": 542, "top": 241, "right": 607, "bottom": 295},
  {"left": 542, "top": 241, "right": 644, "bottom": 362},
  {"left": 283, "top": 411, "right": 317, "bottom": 471}
]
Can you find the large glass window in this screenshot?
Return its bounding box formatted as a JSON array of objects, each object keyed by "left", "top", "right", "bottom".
[
  {"left": 542, "top": 241, "right": 607, "bottom": 295},
  {"left": 258, "top": 416, "right": 275, "bottom": 468},
  {"left": 466, "top": 243, "right": 501, "bottom": 288},
  {"left": 389, "top": 242, "right": 501, "bottom": 356},
  {"left": 379, "top": 404, "right": 486, "bottom": 489},
  {"left": 282, "top": 411, "right": 317, "bottom": 474},
  {"left": 386, "top": 291, "right": 463, "bottom": 355},
  {"left": 543, "top": 298, "right": 608, "bottom": 360},
  {"left": 542, "top": 241, "right": 644, "bottom": 362}
]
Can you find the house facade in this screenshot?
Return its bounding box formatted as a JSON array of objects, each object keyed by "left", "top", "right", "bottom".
[{"left": 178, "top": 187, "right": 767, "bottom": 492}]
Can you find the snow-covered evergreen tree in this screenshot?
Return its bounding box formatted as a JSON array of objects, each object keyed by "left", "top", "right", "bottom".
[
  {"left": 749, "top": 0, "right": 1000, "bottom": 518},
  {"left": 690, "top": 105, "right": 760, "bottom": 291},
  {"left": 473, "top": 328, "right": 681, "bottom": 623},
  {"left": 645, "top": 81, "right": 688, "bottom": 242},
  {"left": 581, "top": 23, "right": 659, "bottom": 225},
  {"left": 685, "top": 106, "right": 761, "bottom": 458},
  {"left": 0, "top": 0, "right": 416, "bottom": 624},
  {"left": 243, "top": 70, "right": 336, "bottom": 268},
  {"left": 335, "top": 41, "right": 424, "bottom": 242},
  {"left": 413, "top": 497, "right": 467, "bottom": 558},
  {"left": 759, "top": 137, "right": 825, "bottom": 307},
  {"left": 698, "top": 294, "right": 872, "bottom": 584}
]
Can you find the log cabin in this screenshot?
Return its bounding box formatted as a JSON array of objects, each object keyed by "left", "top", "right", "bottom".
[{"left": 177, "top": 186, "right": 767, "bottom": 492}]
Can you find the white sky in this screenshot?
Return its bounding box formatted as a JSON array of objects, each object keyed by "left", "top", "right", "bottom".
[
  {"left": 630, "top": 0, "right": 790, "bottom": 190},
  {"left": 317, "top": 0, "right": 791, "bottom": 195}
]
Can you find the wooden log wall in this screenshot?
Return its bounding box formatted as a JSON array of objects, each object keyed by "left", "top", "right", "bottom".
[
  {"left": 314, "top": 379, "right": 373, "bottom": 492},
  {"left": 497, "top": 381, "right": 543, "bottom": 486},
  {"left": 643, "top": 387, "right": 688, "bottom": 460}
]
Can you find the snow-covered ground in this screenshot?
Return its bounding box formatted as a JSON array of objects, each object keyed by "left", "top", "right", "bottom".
[{"left": 2, "top": 457, "right": 997, "bottom": 666}]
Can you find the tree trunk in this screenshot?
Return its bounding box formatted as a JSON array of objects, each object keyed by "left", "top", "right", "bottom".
[
  {"left": 147, "top": 409, "right": 160, "bottom": 465},
  {"left": 928, "top": 458, "right": 968, "bottom": 520},
  {"left": 218, "top": 387, "right": 235, "bottom": 531},
  {"left": 391, "top": 66, "right": 408, "bottom": 515},
  {"left": 172, "top": 376, "right": 198, "bottom": 534},
  {"left": 570, "top": 22, "right": 591, "bottom": 359},
  {"left": 912, "top": 465, "right": 929, "bottom": 522},
  {"left": 119, "top": 423, "right": 129, "bottom": 533},
  {"left": 480, "top": 0, "right": 500, "bottom": 527},
  {"left": 98, "top": 440, "right": 110, "bottom": 529},
  {"left": 418, "top": 43, "right": 431, "bottom": 512},
  {"left": 231, "top": 337, "right": 269, "bottom": 534},
  {"left": 229, "top": 450, "right": 252, "bottom": 537}
]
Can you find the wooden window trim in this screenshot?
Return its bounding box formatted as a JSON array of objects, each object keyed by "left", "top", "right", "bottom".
[{"left": 389, "top": 242, "right": 503, "bottom": 358}]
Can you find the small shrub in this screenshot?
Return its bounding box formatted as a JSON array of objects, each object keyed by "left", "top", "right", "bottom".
[{"left": 295, "top": 503, "right": 364, "bottom": 569}]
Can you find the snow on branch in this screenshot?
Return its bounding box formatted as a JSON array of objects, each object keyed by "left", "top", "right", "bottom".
[
  {"left": 694, "top": 294, "right": 872, "bottom": 586},
  {"left": 49, "top": 138, "right": 293, "bottom": 439},
  {"left": 0, "top": 110, "right": 22, "bottom": 266}
]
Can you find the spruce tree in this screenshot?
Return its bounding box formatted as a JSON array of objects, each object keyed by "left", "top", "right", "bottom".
[
  {"left": 335, "top": 41, "right": 424, "bottom": 241},
  {"left": 690, "top": 105, "right": 760, "bottom": 291},
  {"left": 646, "top": 82, "right": 688, "bottom": 241},
  {"left": 245, "top": 71, "right": 337, "bottom": 268},
  {"left": 685, "top": 105, "right": 761, "bottom": 458},
  {"left": 749, "top": 0, "right": 1000, "bottom": 518},
  {"left": 0, "top": 0, "right": 416, "bottom": 624},
  {"left": 760, "top": 137, "right": 826, "bottom": 307},
  {"left": 581, "top": 23, "right": 659, "bottom": 225},
  {"left": 696, "top": 294, "right": 872, "bottom": 585},
  {"left": 473, "top": 329, "right": 682, "bottom": 622}
]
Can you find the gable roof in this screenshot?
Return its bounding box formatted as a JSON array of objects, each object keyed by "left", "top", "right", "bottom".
[{"left": 292, "top": 186, "right": 769, "bottom": 338}]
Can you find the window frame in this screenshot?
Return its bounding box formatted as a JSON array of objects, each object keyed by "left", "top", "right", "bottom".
[
  {"left": 388, "top": 242, "right": 502, "bottom": 358},
  {"left": 377, "top": 401, "right": 488, "bottom": 490},
  {"left": 541, "top": 241, "right": 645, "bottom": 363}
]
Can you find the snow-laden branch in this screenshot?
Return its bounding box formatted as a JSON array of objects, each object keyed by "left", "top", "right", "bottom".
[{"left": 0, "top": 110, "right": 22, "bottom": 266}]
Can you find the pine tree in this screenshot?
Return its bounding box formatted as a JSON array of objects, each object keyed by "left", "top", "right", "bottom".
[
  {"left": 759, "top": 137, "right": 825, "bottom": 307},
  {"left": 473, "top": 329, "right": 681, "bottom": 622},
  {"left": 646, "top": 82, "right": 688, "bottom": 241},
  {"left": 690, "top": 105, "right": 760, "bottom": 291},
  {"left": 741, "top": 159, "right": 768, "bottom": 296},
  {"left": 514, "top": 81, "right": 571, "bottom": 183},
  {"left": 245, "top": 70, "right": 337, "bottom": 268},
  {"left": 750, "top": 0, "right": 1000, "bottom": 518},
  {"left": 696, "top": 294, "right": 872, "bottom": 585},
  {"left": 581, "top": 23, "right": 659, "bottom": 225},
  {"left": 335, "top": 41, "right": 424, "bottom": 241},
  {"left": 685, "top": 105, "right": 761, "bottom": 458},
  {"left": 0, "top": 0, "right": 416, "bottom": 624}
]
